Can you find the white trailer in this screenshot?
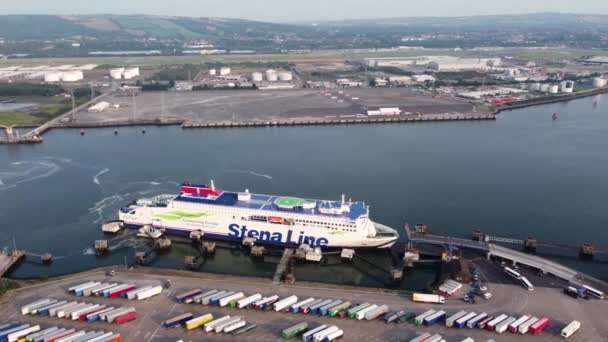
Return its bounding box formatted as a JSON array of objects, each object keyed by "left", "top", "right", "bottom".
[
  {"left": 72, "top": 304, "right": 101, "bottom": 320},
  {"left": 509, "top": 315, "right": 531, "bottom": 333},
  {"left": 466, "top": 312, "right": 488, "bottom": 328},
  {"left": 83, "top": 283, "right": 110, "bottom": 296},
  {"left": 238, "top": 294, "right": 262, "bottom": 308},
  {"left": 313, "top": 326, "right": 339, "bottom": 342},
  {"left": 92, "top": 283, "right": 119, "bottom": 296},
  {"left": 85, "top": 332, "right": 115, "bottom": 342},
  {"left": 219, "top": 292, "right": 245, "bottom": 307},
  {"left": 302, "top": 325, "right": 327, "bottom": 342},
  {"left": 292, "top": 298, "right": 316, "bottom": 312},
  {"left": 424, "top": 334, "right": 443, "bottom": 342},
  {"left": 8, "top": 325, "right": 40, "bottom": 342},
  {"left": 73, "top": 282, "right": 102, "bottom": 296},
  {"left": 214, "top": 317, "right": 242, "bottom": 333},
  {"left": 201, "top": 290, "right": 224, "bottom": 305},
  {"left": 325, "top": 329, "right": 343, "bottom": 341},
  {"left": 561, "top": 320, "right": 581, "bottom": 338},
  {"left": 204, "top": 316, "right": 232, "bottom": 332},
  {"left": 51, "top": 302, "right": 79, "bottom": 317},
  {"left": 25, "top": 327, "right": 59, "bottom": 341},
  {"left": 274, "top": 295, "right": 298, "bottom": 311},
  {"left": 190, "top": 289, "right": 217, "bottom": 303},
  {"left": 412, "top": 293, "right": 445, "bottom": 304},
  {"left": 137, "top": 285, "right": 163, "bottom": 300},
  {"left": 518, "top": 317, "right": 539, "bottom": 334},
  {"left": 21, "top": 299, "right": 55, "bottom": 315},
  {"left": 58, "top": 303, "right": 89, "bottom": 318},
  {"left": 223, "top": 320, "right": 247, "bottom": 333},
  {"left": 55, "top": 330, "right": 86, "bottom": 342},
  {"left": 125, "top": 286, "right": 152, "bottom": 300},
  {"left": 445, "top": 311, "right": 467, "bottom": 327},
  {"left": 495, "top": 316, "right": 516, "bottom": 333},
  {"left": 68, "top": 281, "right": 97, "bottom": 293},
  {"left": 356, "top": 304, "right": 378, "bottom": 320}
]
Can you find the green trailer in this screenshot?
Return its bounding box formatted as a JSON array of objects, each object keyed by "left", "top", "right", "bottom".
[
  {"left": 398, "top": 312, "right": 416, "bottom": 323},
  {"left": 232, "top": 323, "right": 257, "bottom": 336},
  {"left": 328, "top": 302, "right": 351, "bottom": 317},
  {"left": 282, "top": 322, "right": 309, "bottom": 339},
  {"left": 347, "top": 303, "right": 371, "bottom": 319}
]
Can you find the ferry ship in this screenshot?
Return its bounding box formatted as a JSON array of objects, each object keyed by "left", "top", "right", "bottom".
[{"left": 117, "top": 181, "right": 399, "bottom": 249}]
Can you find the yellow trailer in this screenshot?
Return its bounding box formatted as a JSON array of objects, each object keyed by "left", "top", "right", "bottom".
[{"left": 185, "top": 313, "right": 214, "bottom": 330}]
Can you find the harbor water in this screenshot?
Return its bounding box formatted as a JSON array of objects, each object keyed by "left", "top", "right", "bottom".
[{"left": 1, "top": 94, "right": 607, "bottom": 287}]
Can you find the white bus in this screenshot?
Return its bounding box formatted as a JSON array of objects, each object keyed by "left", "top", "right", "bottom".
[
  {"left": 503, "top": 267, "right": 521, "bottom": 279},
  {"left": 520, "top": 276, "right": 534, "bottom": 291},
  {"left": 582, "top": 285, "right": 605, "bottom": 299}
]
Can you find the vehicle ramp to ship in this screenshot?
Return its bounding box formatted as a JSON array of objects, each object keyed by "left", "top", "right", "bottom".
[{"left": 405, "top": 227, "right": 608, "bottom": 290}]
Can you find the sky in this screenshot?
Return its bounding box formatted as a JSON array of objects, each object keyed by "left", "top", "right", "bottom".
[{"left": 2, "top": 0, "right": 608, "bottom": 22}]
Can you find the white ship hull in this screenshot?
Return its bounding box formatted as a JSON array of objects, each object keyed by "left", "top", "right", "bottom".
[{"left": 118, "top": 194, "right": 399, "bottom": 249}]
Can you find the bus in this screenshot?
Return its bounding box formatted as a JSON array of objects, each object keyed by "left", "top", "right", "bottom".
[
  {"left": 503, "top": 267, "right": 521, "bottom": 279},
  {"left": 520, "top": 276, "right": 534, "bottom": 291},
  {"left": 582, "top": 285, "right": 605, "bottom": 299}
]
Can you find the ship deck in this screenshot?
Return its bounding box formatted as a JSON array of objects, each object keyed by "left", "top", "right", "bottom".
[{"left": 174, "top": 191, "right": 367, "bottom": 221}]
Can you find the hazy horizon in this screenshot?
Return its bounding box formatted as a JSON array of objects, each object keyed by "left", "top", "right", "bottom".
[{"left": 2, "top": 0, "right": 608, "bottom": 22}]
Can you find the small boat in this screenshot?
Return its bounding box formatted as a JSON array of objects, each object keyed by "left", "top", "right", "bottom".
[
  {"left": 552, "top": 112, "right": 559, "bottom": 120},
  {"left": 137, "top": 225, "right": 165, "bottom": 239}
]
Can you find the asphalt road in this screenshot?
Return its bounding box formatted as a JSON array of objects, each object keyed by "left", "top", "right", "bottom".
[{"left": 1, "top": 264, "right": 605, "bottom": 342}]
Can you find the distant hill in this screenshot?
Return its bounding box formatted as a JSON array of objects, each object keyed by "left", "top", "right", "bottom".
[
  {"left": 1, "top": 13, "right": 607, "bottom": 57},
  {"left": 0, "top": 14, "right": 302, "bottom": 40},
  {"left": 319, "top": 13, "right": 608, "bottom": 31}
]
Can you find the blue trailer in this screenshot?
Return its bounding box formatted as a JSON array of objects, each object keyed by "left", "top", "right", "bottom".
[
  {"left": 424, "top": 310, "right": 446, "bottom": 326},
  {"left": 319, "top": 300, "right": 342, "bottom": 316},
  {"left": 212, "top": 291, "right": 236, "bottom": 306},
  {"left": 309, "top": 300, "right": 333, "bottom": 315}
]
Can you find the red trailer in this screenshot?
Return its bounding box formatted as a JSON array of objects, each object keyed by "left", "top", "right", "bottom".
[
  {"left": 104, "top": 334, "right": 122, "bottom": 342},
  {"left": 79, "top": 306, "right": 107, "bottom": 321},
  {"left": 47, "top": 331, "right": 76, "bottom": 342},
  {"left": 109, "top": 286, "right": 137, "bottom": 298},
  {"left": 529, "top": 318, "right": 550, "bottom": 334},
  {"left": 114, "top": 311, "right": 138, "bottom": 324}
]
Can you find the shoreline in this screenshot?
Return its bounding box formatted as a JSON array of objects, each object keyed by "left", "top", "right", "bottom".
[{"left": 2, "top": 86, "right": 607, "bottom": 143}]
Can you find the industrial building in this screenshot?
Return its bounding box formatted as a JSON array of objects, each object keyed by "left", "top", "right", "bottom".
[
  {"left": 87, "top": 101, "right": 111, "bottom": 113},
  {"left": 110, "top": 67, "right": 140, "bottom": 80},
  {"left": 427, "top": 57, "right": 501, "bottom": 71},
  {"left": 364, "top": 56, "right": 501, "bottom": 71},
  {"left": 367, "top": 107, "right": 402, "bottom": 116},
  {"left": 0, "top": 64, "right": 96, "bottom": 82},
  {"left": 220, "top": 67, "right": 231, "bottom": 76}
]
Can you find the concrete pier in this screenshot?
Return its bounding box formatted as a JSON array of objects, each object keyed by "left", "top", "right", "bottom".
[{"left": 0, "top": 250, "right": 24, "bottom": 278}]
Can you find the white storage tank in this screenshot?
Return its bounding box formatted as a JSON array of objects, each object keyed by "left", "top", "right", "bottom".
[
  {"left": 110, "top": 68, "right": 124, "bottom": 80},
  {"left": 593, "top": 77, "right": 607, "bottom": 88},
  {"left": 123, "top": 68, "right": 140, "bottom": 79},
  {"left": 220, "top": 67, "right": 231, "bottom": 75},
  {"left": 209, "top": 69, "right": 217, "bottom": 76},
  {"left": 278, "top": 72, "right": 293, "bottom": 81},
  {"left": 44, "top": 72, "right": 62, "bottom": 82},
  {"left": 560, "top": 81, "right": 574, "bottom": 93},
  {"left": 266, "top": 69, "right": 277, "bottom": 81},
  {"left": 549, "top": 85, "right": 560, "bottom": 93},
  {"left": 251, "top": 72, "right": 263, "bottom": 82},
  {"left": 60, "top": 71, "right": 84, "bottom": 82}
]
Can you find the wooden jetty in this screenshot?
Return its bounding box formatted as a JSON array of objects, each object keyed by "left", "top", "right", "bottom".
[{"left": 0, "top": 250, "right": 25, "bottom": 278}]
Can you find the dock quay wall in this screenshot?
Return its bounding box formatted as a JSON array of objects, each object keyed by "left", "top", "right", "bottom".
[
  {"left": 182, "top": 114, "right": 496, "bottom": 129},
  {"left": 496, "top": 87, "right": 608, "bottom": 113}
]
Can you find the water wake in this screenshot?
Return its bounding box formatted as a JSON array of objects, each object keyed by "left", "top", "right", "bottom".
[
  {"left": 226, "top": 169, "right": 273, "bottom": 180},
  {"left": 93, "top": 168, "right": 110, "bottom": 185},
  {"left": 0, "top": 160, "right": 61, "bottom": 191}
]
